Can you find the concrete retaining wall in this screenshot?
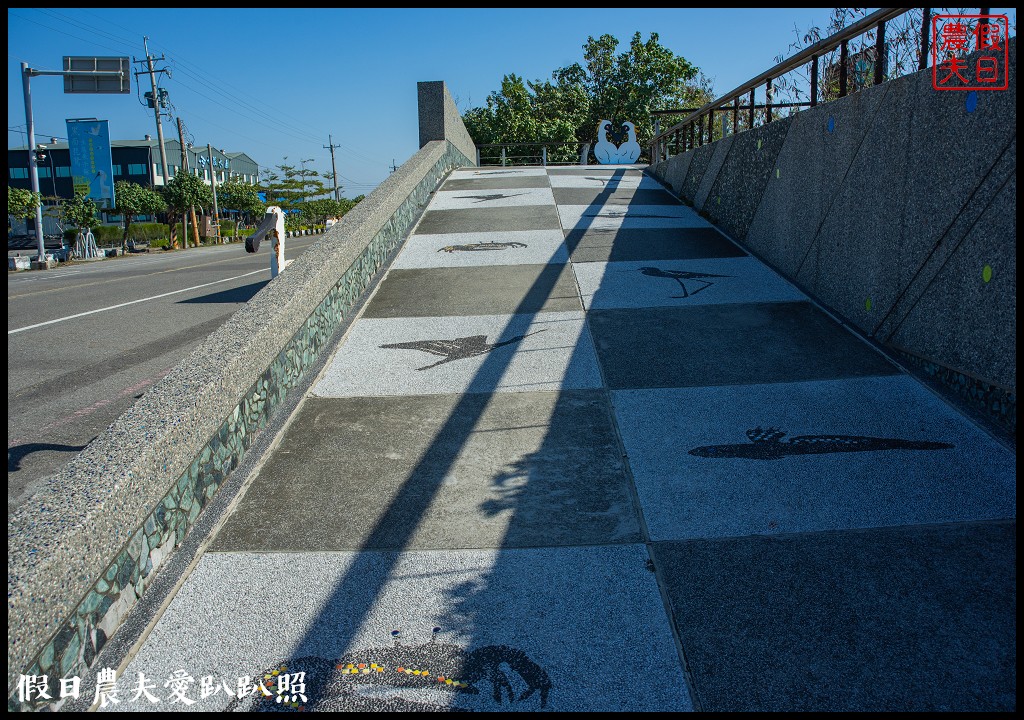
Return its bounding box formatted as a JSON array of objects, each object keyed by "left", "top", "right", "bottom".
[
  {"left": 651, "top": 40, "right": 1016, "bottom": 433},
  {"left": 419, "top": 80, "right": 477, "bottom": 166},
  {"left": 8, "top": 82, "right": 476, "bottom": 707}
]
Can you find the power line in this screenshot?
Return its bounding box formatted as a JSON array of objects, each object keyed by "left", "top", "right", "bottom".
[
  {"left": 8, "top": 10, "right": 133, "bottom": 57},
  {"left": 10, "top": 9, "right": 390, "bottom": 168},
  {"left": 21, "top": 9, "right": 337, "bottom": 155}
]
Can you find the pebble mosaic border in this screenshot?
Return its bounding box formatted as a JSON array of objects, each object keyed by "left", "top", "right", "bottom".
[
  {"left": 890, "top": 346, "right": 1015, "bottom": 436},
  {"left": 9, "top": 142, "right": 473, "bottom": 712}
]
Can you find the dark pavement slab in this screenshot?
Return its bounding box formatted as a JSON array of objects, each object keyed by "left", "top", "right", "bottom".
[
  {"left": 565, "top": 226, "right": 747, "bottom": 263},
  {"left": 589, "top": 301, "right": 900, "bottom": 389},
  {"left": 415, "top": 205, "right": 561, "bottom": 234},
  {"left": 361, "top": 264, "right": 583, "bottom": 318},
  {"left": 441, "top": 175, "right": 551, "bottom": 190},
  {"left": 212, "top": 392, "right": 640, "bottom": 552},
  {"left": 653, "top": 521, "right": 1016, "bottom": 711}
]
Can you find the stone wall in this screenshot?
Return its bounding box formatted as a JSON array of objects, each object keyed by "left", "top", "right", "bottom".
[{"left": 651, "top": 40, "right": 1016, "bottom": 433}]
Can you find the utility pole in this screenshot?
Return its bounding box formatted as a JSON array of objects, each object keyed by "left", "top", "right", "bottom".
[
  {"left": 323, "top": 135, "right": 341, "bottom": 201},
  {"left": 208, "top": 144, "right": 220, "bottom": 241},
  {"left": 138, "top": 38, "right": 170, "bottom": 194}
]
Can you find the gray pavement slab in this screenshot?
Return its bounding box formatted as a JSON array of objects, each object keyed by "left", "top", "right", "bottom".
[
  {"left": 652, "top": 521, "right": 1016, "bottom": 711},
  {"left": 589, "top": 301, "right": 899, "bottom": 389},
  {"left": 574, "top": 258, "right": 807, "bottom": 310},
  {"left": 415, "top": 205, "right": 562, "bottom": 234},
  {"left": 312, "top": 312, "right": 602, "bottom": 397},
  {"left": 552, "top": 187, "right": 682, "bottom": 206},
  {"left": 362, "top": 264, "right": 582, "bottom": 318},
  {"left": 613, "top": 374, "right": 1016, "bottom": 540},
  {"left": 565, "top": 227, "right": 747, "bottom": 263},
  {"left": 212, "top": 391, "right": 640, "bottom": 552},
  {"left": 440, "top": 175, "right": 552, "bottom": 190},
  {"left": 111, "top": 545, "right": 691, "bottom": 711},
  {"left": 429, "top": 187, "right": 555, "bottom": 210},
  {"left": 392, "top": 230, "right": 569, "bottom": 269}
]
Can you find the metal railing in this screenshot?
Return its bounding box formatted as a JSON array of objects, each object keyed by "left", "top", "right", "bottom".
[
  {"left": 475, "top": 141, "right": 587, "bottom": 167},
  {"left": 650, "top": 7, "right": 990, "bottom": 161}
]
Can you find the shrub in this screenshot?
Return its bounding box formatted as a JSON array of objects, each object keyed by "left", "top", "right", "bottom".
[
  {"left": 90, "top": 225, "right": 122, "bottom": 245},
  {"left": 129, "top": 223, "right": 167, "bottom": 243}
]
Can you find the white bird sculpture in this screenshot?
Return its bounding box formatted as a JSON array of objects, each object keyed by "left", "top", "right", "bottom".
[
  {"left": 593, "top": 119, "right": 617, "bottom": 164},
  {"left": 617, "top": 121, "right": 642, "bottom": 163}
]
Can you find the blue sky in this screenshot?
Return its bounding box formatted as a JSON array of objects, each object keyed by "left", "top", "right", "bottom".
[{"left": 7, "top": 8, "right": 1015, "bottom": 195}]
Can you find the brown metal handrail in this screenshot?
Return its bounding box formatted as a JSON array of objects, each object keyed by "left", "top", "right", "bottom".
[{"left": 650, "top": 7, "right": 918, "bottom": 159}]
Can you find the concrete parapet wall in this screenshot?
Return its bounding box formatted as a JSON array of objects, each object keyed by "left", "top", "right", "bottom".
[
  {"left": 8, "top": 86, "right": 476, "bottom": 702},
  {"left": 418, "top": 80, "right": 478, "bottom": 167},
  {"left": 650, "top": 39, "right": 1016, "bottom": 433}
]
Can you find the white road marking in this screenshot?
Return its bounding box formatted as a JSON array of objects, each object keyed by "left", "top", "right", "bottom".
[{"left": 8, "top": 268, "right": 267, "bottom": 335}]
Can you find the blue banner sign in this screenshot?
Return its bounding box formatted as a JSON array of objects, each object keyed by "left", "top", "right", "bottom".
[{"left": 66, "top": 118, "right": 115, "bottom": 208}]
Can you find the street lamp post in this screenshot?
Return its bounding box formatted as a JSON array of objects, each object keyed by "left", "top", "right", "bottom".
[
  {"left": 19, "top": 56, "right": 129, "bottom": 268},
  {"left": 21, "top": 63, "right": 46, "bottom": 260}
]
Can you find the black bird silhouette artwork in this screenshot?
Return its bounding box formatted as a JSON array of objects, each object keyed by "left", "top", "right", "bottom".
[
  {"left": 456, "top": 192, "right": 528, "bottom": 203},
  {"left": 438, "top": 241, "right": 528, "bottom": 253},
  {"left": 639, "top": 266, "right": 732, "bottom": 298},
  {"left": 381, "top": 330, "right": 545, "bottom": 371},
  {"left": 224, "top": 632, "right": 551, "bottom": 711},
  {"left": 688, "top": 427, "right": 954, "bottom": 460}
]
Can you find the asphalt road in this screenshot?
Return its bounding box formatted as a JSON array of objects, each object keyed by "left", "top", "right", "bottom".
[{"left": 7, "top": 234, "right": 322, "bottom": 515}]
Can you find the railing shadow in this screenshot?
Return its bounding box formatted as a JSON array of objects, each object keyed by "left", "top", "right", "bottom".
[{"left": 232, "top": 165, "right": 638, "bottom": 711}]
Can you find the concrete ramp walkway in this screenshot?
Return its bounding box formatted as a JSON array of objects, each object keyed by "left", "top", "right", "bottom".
[{"left": 109, "top": 166, "right": 1015, "bottom": 712}]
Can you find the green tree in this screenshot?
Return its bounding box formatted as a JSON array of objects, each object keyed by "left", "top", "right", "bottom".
[
  {"left": 113, "top": 181, "right": 167, "bottom": 251},
  {"left": 260, "top": 158, "right": 329, "bottom": 213},
  {"left": 163, "top": 172, "right": 214, "bottom": 247},
  {"left": 217, "top": 180, "right": 264, "bottom": 239},
  {"left": 8, "top": 186, "right": 41, "bottom": 222},
  {"left": 463, "top": 32, "right": 711, "bottom": 164},
  {"left": 57, "top": 189, "right": 98, "bottom": 234},
  {"left": 299, "top": 198, "right": 344, "bottom": 228},
  {"left": 555, "top": 32, "right": 710, "bottom": 152}
]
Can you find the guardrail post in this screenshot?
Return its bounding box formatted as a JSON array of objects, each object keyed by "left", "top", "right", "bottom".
[
  {"left": 268, "top": 206, "right": 286, "bottom": 278},
  {"left": 811, "top": 55, "right": 819, "bottom": 106},
  {"left": 874, "top": 20, "right": 887, "bottom": 85},
  {"left": 748, "top": 88, "right": 755, "bottom": 129},
  {"left": 766, "top": 78, "right": 773, "bottom": 123},
  {"left": 688, "top": 121, "right": 694, "bottom": 150},
  {"left": 733, "top": 96, "right": 739, "bottom": 135},
  {"left": 840, "top": 40, "right": 849, "bottom": 97},
  {"left": 708, "top": 110, "right": 714, "bottom": 143},
  {"left": 919, "top": 9, "right": 931, "bottom": 71}
]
